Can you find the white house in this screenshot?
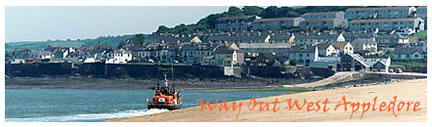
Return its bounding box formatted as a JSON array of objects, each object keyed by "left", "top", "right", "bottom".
[
  {"left": 38, "top": 51, "right": 54, "bottom": 59},
  {"left": 316, "top": 43, "right": 338, "bottom": 57},
  {"left": 105, "top": 49, "right": 132, "bottom": 64},
  {"left": 351, "top": 38, "right": 378, "bottom": 55},
  {"left": 332, "top": 42, "right": 354, "bottom": 54}
]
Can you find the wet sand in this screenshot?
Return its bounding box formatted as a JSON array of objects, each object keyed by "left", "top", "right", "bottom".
[{"left": 108, "top": 79, "right": 427, "bottom": 122}]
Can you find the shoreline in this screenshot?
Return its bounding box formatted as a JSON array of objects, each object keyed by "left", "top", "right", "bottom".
[
  {"left": 107, "top": 78, "right": 427, "bottom": 122},
  {"left": 5, "top": 76, "right": 322, "bottom": 91}
]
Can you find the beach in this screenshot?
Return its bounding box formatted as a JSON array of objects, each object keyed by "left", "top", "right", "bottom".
[{"left": 108, "top": 78, "right": 427, "bottom": 122}]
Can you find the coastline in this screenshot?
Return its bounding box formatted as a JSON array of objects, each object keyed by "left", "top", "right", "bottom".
[
  {"left": 5, "top": 76, "right": 322, "bottom": 90},
  {"left": 107, "top": 78, "right": 427, "bottom": 122}
]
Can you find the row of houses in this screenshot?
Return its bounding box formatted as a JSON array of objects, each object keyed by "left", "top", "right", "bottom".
[
  {"left": 7, "top": 38, "right": 426, "bottom": 73},
  {"left": 7, "top": 43, "right": 133, "bottom": 64},
  {"left": 215, "top": 6, "right": 426, "bottom": 33}
]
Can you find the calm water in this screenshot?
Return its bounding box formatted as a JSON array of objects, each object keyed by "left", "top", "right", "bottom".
[{"left": 5, "top": 89, "right": 288, "bottom": 122}]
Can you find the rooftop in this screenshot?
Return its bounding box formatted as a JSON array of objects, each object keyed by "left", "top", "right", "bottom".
[
  {"left": 346, "top": 6, "right": 411, "bottom": 11},
  {"left": 301, "top": 11, "right": 342, "bottom": 16},
  {"left": 350, "top": 18, "right": 417, "bottom": 23},
  {"left": 254, "top": 17, "right": 299, "bottom": 22}
]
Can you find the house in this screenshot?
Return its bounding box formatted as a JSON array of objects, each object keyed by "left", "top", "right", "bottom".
[
  {"left": 348, "top": 18, "right": 425, "bottom": 33},
  {"left": 256, "top": 52, "right": 277, "bottom": 66},
  {"left": 365, "top": 57, "right": 391, "bottom": 72},
  {"left": 281, "top": 45, "right": 318, "bottom": 66},
  {"left": 269, "top": 33, "right": 295, "bottom": 44},
  {"left": 340, "top": 53, "right": 391, "bottom": 72},
  {"left": 345, "top": 6, "right": 416, "bottom": 20},
  {"left": 215, "top": 15, "right": 258, "bottom": 31},
  {"left": 310, "top": 57, "right": 340, "bottom": 70},
  {"left": 316, "top": 43, "right": 338, "bottom": 57},
  {"left": 300, "top": 11, "right": 345, "bottom": 20},
  {"left": 84, "top": 42, "right": 112, "bottom": 62},
  {"left": 67, "top": 50, "right": 92, "bottom": 61},
  {"left": 144, "top": 33, "right": 202, "bottom": 44},
  {"left": 239, "top": 42, "right": 293, "bottom": 54},
  {"left": 393, "top": 47, "right": 425, "bottom": 59},
  {"left": 251, "top": 17, "right": 304, "bottom": 30},
  {"left": 37, "top": 51, "right": 54, "bottom": 59},
  {"left": 105, "top": 49, "right": 132, "bottom": 64},
  {"left": 294, "top": 32, "right": 345, "bottom": 46},
  {"left": 415, "top": 14, "right": 427, "bottom": 30},
  {"left": 342, "top": 31, "right": 378, "bottom": 42},
  {"left": 332, "top": 42, "right": 354, "bottom": 54},
  {"left": 180, "top": 43, "right": 218, "bottom": 63},
  {"left": 205, "top": 33, "right": 271, "bottom": 45},
  {"left": 415, "top": 6, "right": 427, "bottom": 30},
  {"left": 351, "top": 38, "right": 378, "bottom": 54},
  {"left": 214, "top": 44, "right": 244, "bottom": 66},
  {"left": 298, "top": 18, "right": 348, "bottom": 30},
  {"left": 138, "top": 44, "right": 177, "bottom": 63},
  {"left": 376, "top": 34, "right": 409, "bottom": 47}
]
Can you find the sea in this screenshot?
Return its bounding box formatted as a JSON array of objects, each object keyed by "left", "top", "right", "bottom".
[{"left": 5, "top": 89, "right": 288, "bottom": 122}]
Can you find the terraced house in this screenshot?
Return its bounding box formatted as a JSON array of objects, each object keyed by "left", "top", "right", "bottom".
[
  {"left": 251, "top": 17, "right": 304, "bottom": 30},
  {"left": 345, "top": 6, "right": 417, "bottom": 20},
  {"left": 300, "top": 11, "right": 345, "bottom": 19},
  {"left": 299, "top": 18, "right": 348, "bottom": 30},
  {"left": 215, "top": 15, "right": 257, "bottom": 31},
  {"left": 214, "top": 44, "right": 244, "bottom": 66},
  {"left": 293, "top": 32, "right": 345, "bottom": 46},
  {"left": 205, "top": 33, "right": 271, "bottom": 45},
  {"left": 280, "top": 45, "right": 318, "bottom": 66},
  {"left": 180, "top": 43, "right": 218, "bottom": 63},
  {"left": 348, "top": 18, "right": 425, "bottom": 32}
]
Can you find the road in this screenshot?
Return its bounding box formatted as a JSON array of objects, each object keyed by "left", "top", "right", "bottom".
[{"left": 282, "top": 72, "right": 358, "bottom": 88}]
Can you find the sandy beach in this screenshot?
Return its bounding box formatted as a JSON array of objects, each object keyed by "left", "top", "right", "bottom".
[{"left": 108, "top": 78, "right": 427, "bottom": 122}]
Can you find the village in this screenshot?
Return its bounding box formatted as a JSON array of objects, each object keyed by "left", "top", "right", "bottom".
[{"left": 5, "top": 6, "right": 427, "bottom": 77}]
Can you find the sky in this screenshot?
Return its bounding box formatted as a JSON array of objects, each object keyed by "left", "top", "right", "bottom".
[{"left": 5, "top": 6, "right": 229, "bottom": 42}]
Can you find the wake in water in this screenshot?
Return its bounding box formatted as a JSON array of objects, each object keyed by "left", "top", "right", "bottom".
[{"left": 5, "top": 109, "right": 169, "bottom": 122}]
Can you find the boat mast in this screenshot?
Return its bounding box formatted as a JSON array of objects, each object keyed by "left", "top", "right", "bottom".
[{"left": 164, "top": 74, "right": 168, "bottom": 87}]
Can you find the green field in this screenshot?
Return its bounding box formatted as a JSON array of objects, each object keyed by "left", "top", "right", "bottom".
[{"left": 5, "top": 41, "right": 85, "bottom": 51}]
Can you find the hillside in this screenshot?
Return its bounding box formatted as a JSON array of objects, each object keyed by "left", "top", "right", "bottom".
[
  {"left": 154, "top": 6, "right": 366, "bottom": 35},
  {"left": 5, "top": 34, "right": 135, "bottom": 51}
]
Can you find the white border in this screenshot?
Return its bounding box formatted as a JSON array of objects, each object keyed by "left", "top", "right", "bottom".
[{"left": 1, "top": 0, "right": 431, "bottom": 127}]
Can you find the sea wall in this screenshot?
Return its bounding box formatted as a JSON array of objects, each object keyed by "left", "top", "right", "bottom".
[{"left": 5, "top": 63, "right": 335, "bottom": 79}]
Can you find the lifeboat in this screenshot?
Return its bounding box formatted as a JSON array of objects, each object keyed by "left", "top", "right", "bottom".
[{"left": 147, "top": 75, "right": 182, "bottom": 110}]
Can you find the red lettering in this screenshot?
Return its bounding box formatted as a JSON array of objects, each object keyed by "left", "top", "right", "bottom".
[
  {"left": 334, "top": 96, "right": 351, "bottom": 111},
  {"left": 197, "top": 99, "right": 218, "bottom": 110},
  {"left": 413, "top": 102, "right": 421, "bottom": 112},
  {"left": 285, "top": 99, "right": 307, "bottom": 111}
]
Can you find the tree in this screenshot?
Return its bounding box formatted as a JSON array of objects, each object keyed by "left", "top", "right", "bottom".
[
  {"left": 263, "top": 6, "right": 279, "bottom": 18},
  {"left": 242, "top": 6, "right": 264, "bottom": 16},
  {"left": 227, "top": 6, "right": 244, "bottom": 17},
  {"left": 285, "top": 11, "right": 301, "bottom": 17},
  {"left": 156, "top": 25, "right": 171, "bottom": 33}
]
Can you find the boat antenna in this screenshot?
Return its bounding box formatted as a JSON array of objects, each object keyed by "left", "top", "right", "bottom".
[
  {"left": 171, "top": 61, "right": 174, "bottom": 89},
  {"left": 164, "top": 74, "right": 168, "bottom": 87},
  {"left": 156, "top": 61, "right": 160, "bottom": 88}
]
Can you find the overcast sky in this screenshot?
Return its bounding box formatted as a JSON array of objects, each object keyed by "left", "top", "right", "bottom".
[{"left": 5, "top": 6, "right": 229, "bottom": 42}]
